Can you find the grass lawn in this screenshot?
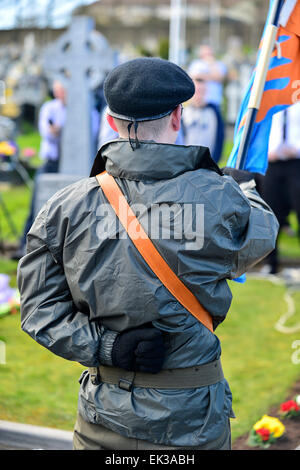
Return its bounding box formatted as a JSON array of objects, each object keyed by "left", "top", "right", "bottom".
[
  {"left": 16, "top": 121, "right": 42, "bottom": 168},
  {"left": 220, "top": 278, "right": 300, "bottom": 441},
  {"left": 0, "top": 313, "right": 83, "bottom": 430},
  {"left": 1, "top": 122, "right": 40, "bottom": 244},
  {"left": 278, "top": 213, "right": 300, "bottom": 260},
  {"left": 0, "top": 186, "right": 31, "bottom": 244}
]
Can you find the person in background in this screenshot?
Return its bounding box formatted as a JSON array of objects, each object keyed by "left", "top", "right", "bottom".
[
  {"left": 189, "top": 44, "right": 228, "bottom": 109},
  {"left": 11, "top": 80, "right": 66, "bottom": 260},
  {"left": 261, "top": 101, "right": 300, "bottom": 274},
  {"left": 38, "top": 80, "right": 67, "bottom": 167},
  {"left": 181, "top": 62, "right": 224, "bottom": 163},
  {"left": 12, "top": 80, "right": 100, "bottom": 260}
]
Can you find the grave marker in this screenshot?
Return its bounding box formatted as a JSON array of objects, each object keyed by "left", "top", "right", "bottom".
[{"left": 34, "top": 16, "right": 114, "bottom": 216}]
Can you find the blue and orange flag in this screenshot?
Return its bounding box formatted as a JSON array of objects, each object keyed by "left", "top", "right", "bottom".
[{"left": 227, "top": 0, "right": 300, "bottom": 174}]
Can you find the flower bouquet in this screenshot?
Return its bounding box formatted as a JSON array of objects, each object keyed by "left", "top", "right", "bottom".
[
  {"left": 21, "top": 147, "right": 36, "bottom": 159},
  {"left": 279, "top": 396, "right": 300, "bottom": 419},
  {"left": 248, "top": 415, "right": 285, "bottom": 448},
  {"left": 0, "top": 141, "right": 17, "bottom": 157}
]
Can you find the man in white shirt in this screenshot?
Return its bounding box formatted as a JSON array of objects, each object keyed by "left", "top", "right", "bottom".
[
  {"left": 188, "top": 45, "right": 227, "bottom": 108},
  {"left": 262, "top": 101, "right": 300, "bottom": 274}
]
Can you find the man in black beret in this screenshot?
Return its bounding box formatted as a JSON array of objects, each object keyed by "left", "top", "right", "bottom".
[
  {"left": 18, "top": 57, "right": 278, "bottom": 450},
  {"left": 91, "top": 57, "right": 194, "bottom": 165},
  {"left": 105, "top": 57, "right": 194, "bottom": 119}
]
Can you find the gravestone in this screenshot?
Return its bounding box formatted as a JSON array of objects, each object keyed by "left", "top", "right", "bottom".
[
  {"left": 14, "top": 74, "right": 47, "bottom": 109},
  {"left": 14, "top": 35, "right": 46, "bottom": 107},
  {"left": 0, "top": 116, "right": 16, "bottom": 141},
  {"left": 0, "top": 34, "right": 46, "bottom": 118},
  {"left": 34, "top": 16, "right": 114, "bottom": 216}
]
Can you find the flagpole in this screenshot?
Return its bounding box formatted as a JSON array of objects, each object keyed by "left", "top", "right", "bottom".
[
  {"left": 235, "top": 0, "right": 285, "bottom": 170},
  {"left": 169, "top": 0, "right": 187, "bottom": 66}
]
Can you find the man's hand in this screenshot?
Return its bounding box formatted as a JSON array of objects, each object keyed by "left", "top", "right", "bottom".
[
  {"left": 269, "top": 145, "right": 299, "bottom": 161},
  {"left": 268, "top": 151, "right": 280, "bottom": 162},
  {"left": 222, "top": 167, "right": 255, "bottom": 185},
  {"left": 281, "top": 145, "right": 299, "bottom": 159},
  {"left": 49, "top": 123, "right": 61, "bottom": 138},
  {"left": 111, "top": 327, "right": 165, "bottom": 373}
]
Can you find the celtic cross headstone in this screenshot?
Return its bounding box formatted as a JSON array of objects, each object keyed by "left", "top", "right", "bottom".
[{"left": 34, "top": 16, "right": 114, "bottom": 215}]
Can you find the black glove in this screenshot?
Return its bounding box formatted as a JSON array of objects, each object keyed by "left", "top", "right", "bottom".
[
  {"left": 111, "top": 327, "right": 165, "bottom": 373},
  {"left": 222, "top": 167, "right": 254, "bottom": 185}
]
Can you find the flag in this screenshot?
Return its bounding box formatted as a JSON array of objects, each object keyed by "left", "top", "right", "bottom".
[{"left": 227, "top": 0, "right": 300, "bottom": 175}]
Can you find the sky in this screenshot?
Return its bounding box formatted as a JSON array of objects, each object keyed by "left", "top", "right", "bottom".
[{"left": 0, "top": 0, "right": 98, "bottom": 29}]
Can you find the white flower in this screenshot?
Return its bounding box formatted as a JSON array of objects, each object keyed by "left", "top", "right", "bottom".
[{"left": 295, "top": 395, "right": 300, "bottom": 406}]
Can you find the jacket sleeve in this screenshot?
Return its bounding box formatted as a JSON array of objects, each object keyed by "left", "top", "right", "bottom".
[
  {"left": 225, "top": 177, "right": 279, "bottom": 279},
  {"left": 17, "top": 204, "right": 117, "bottom": 367}
]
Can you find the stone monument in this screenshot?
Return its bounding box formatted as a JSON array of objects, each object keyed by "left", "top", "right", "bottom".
[{"left": 34, "top": 16, "right": 114, "bottom": 216}]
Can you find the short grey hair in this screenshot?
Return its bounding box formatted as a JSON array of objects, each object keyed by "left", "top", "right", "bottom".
[{"left": 114, "top": 114, "right": 171, "bottom": 141}]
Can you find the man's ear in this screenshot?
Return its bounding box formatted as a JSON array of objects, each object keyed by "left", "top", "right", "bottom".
[
  {"left": 170, "top": 105, "right": 182, "bottom": 132},
  {"left": 107, "top": 114, "right": 118, "bottom": 132}
]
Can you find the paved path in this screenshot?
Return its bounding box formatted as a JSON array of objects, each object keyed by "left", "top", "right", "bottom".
[
  {"left": 0, "top": 420, "right": 73, "bottom": 450},
  {"left": 0, "top": 419, "right": 299, "bottom": 450}
]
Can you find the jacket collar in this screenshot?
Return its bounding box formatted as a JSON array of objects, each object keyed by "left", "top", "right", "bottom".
[{"left": 90, "top": 139, "right": 222, "bottom": 180}]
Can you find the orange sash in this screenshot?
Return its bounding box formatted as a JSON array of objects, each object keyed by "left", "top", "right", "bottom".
[{"left": 96, "top": 172, "right": 213, "bottom": 333}]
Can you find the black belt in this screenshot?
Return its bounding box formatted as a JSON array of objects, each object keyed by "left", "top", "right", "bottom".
[{"left": 88, "top": 359, "right": 224, "bottom": 391}]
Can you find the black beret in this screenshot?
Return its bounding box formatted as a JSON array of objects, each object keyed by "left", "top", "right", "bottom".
[{"left": 104, "top": 57, "right": 195, "bottom": 122}]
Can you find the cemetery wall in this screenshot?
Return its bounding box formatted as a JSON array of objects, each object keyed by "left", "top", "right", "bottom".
[
  {"left": 96, "top": 19, "right": 252, "bottom": 54},
  {"left": 0, "top": 19, "right": 253, "bottom": 56},
  {"left": 0, "top": 28, "right": 66, "bottom": 48}
]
